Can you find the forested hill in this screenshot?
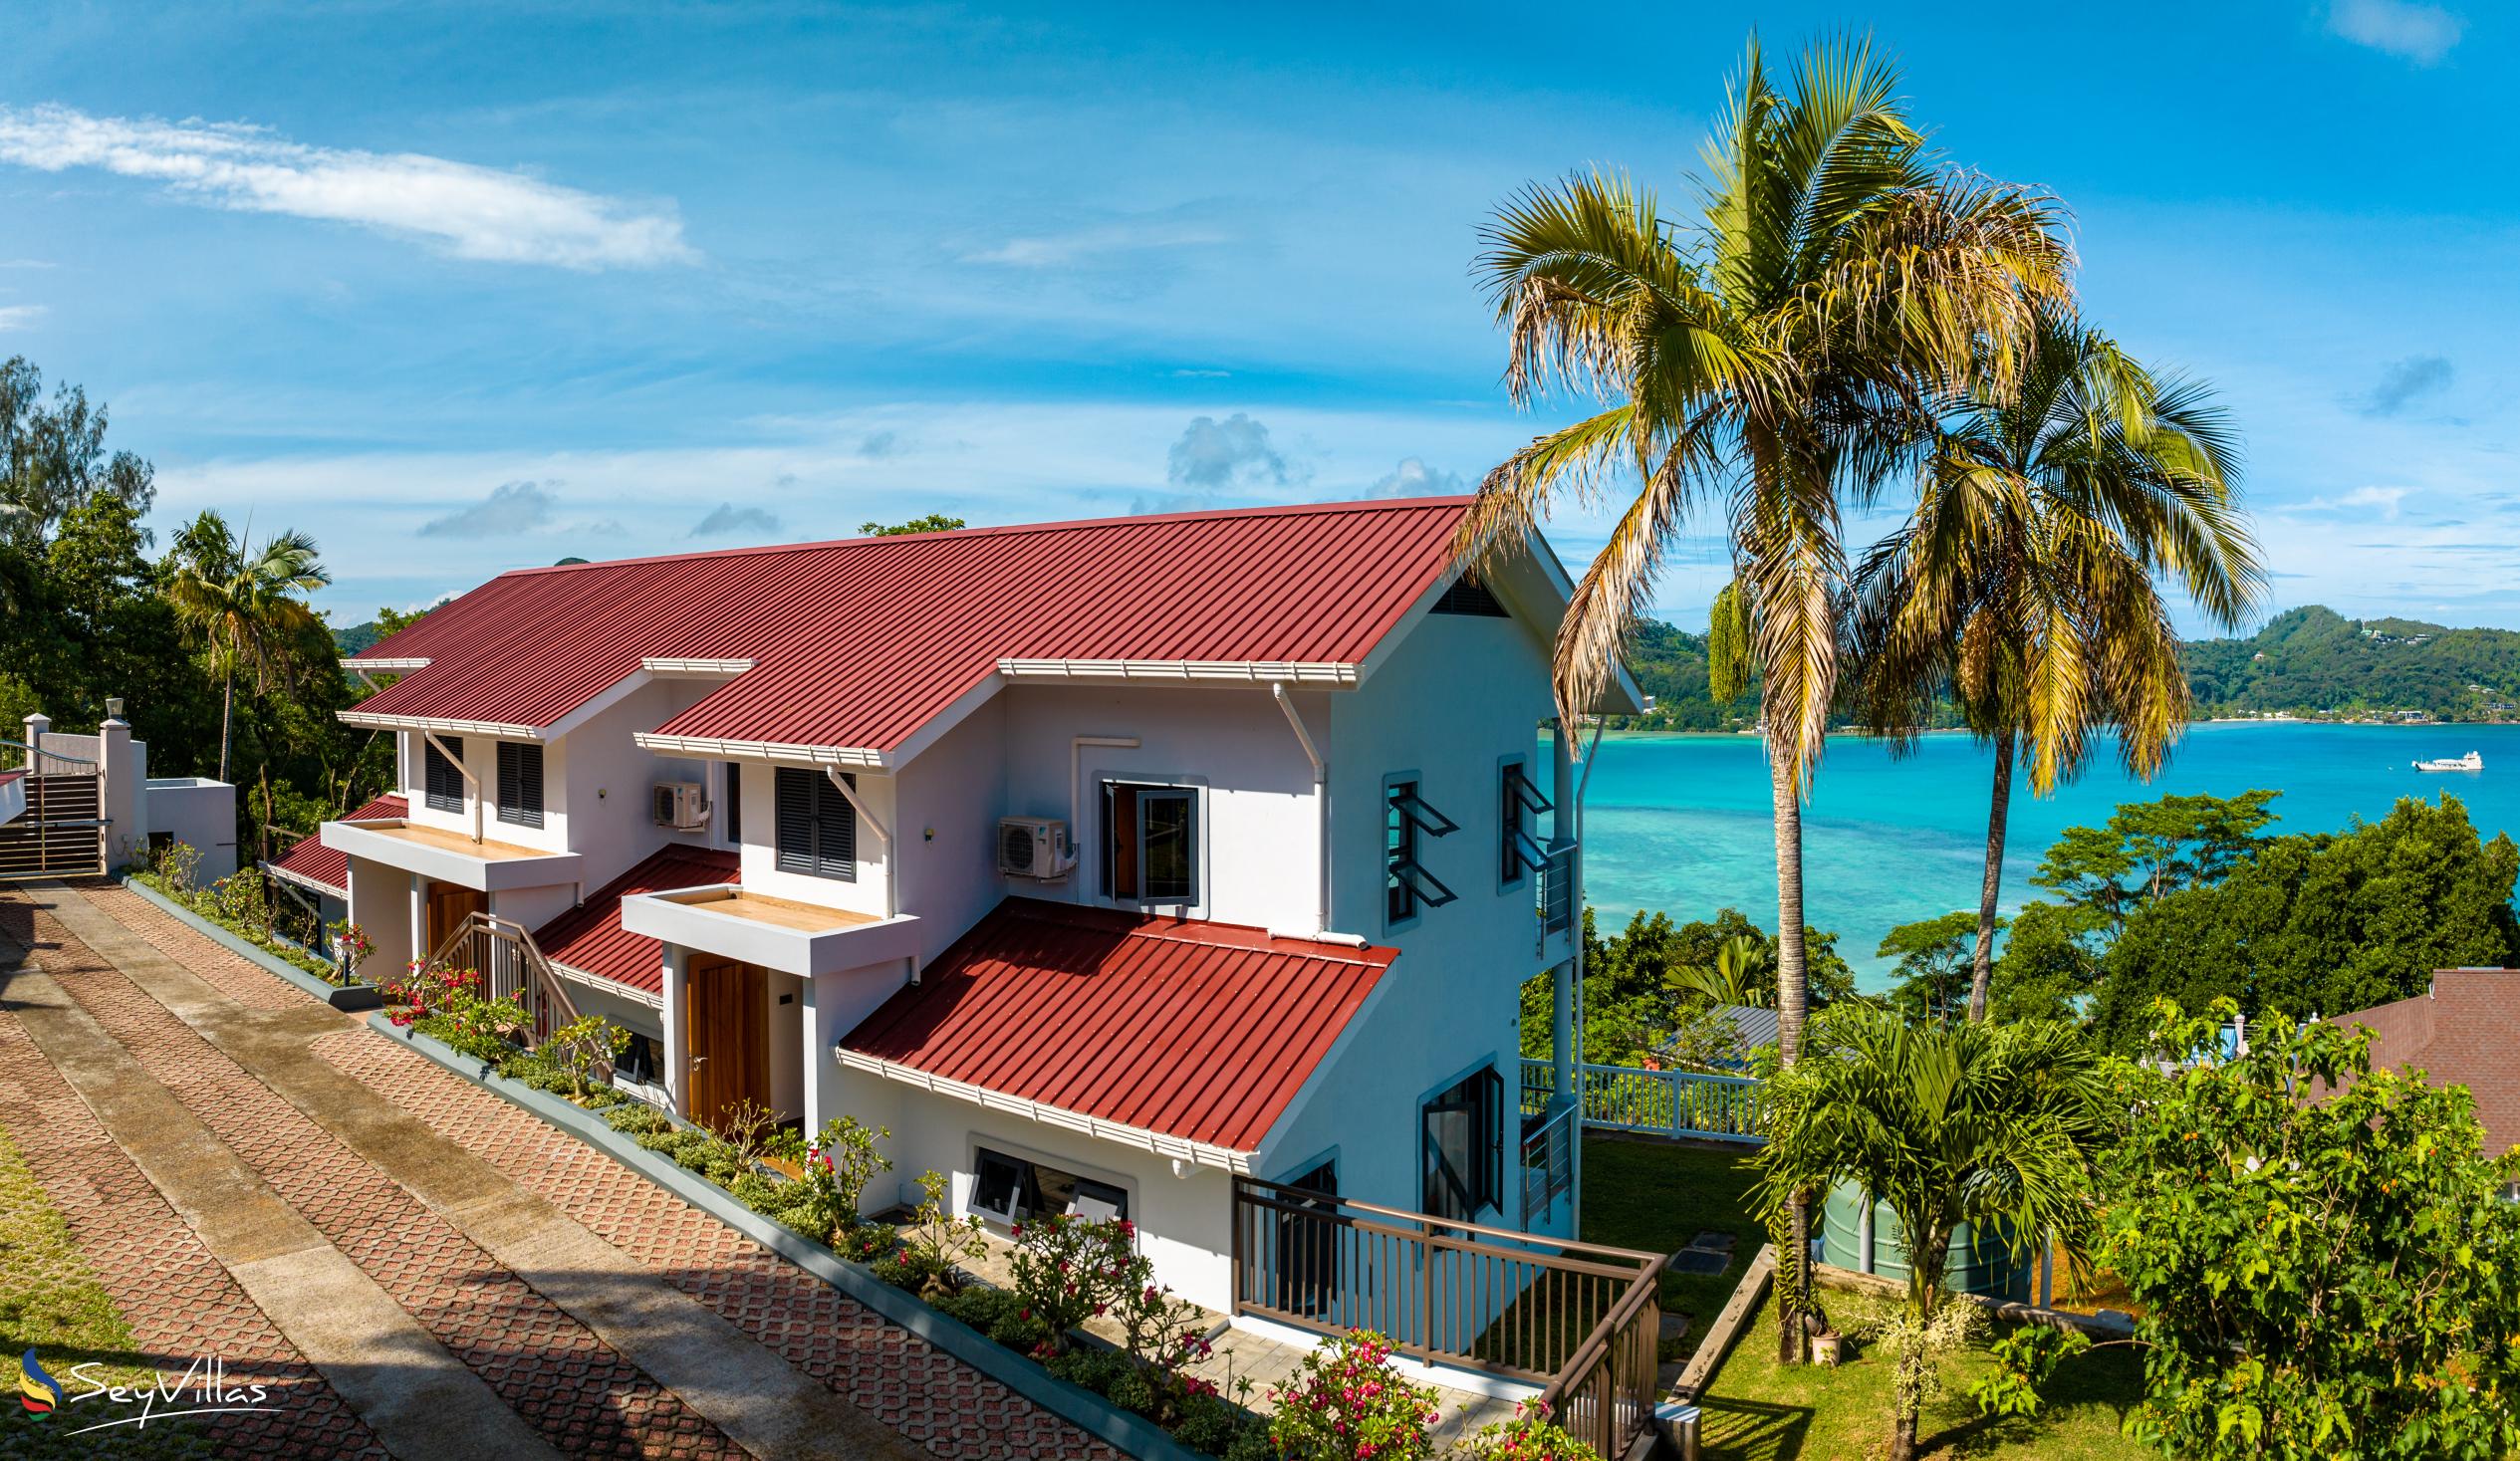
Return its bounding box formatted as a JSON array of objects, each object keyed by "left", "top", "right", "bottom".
[
  {"left": 1610, "top": 606, "right": 2520, "bottom": 729},
  {"left": 2182, "top": 607, "right": 2520, "bottom": 720}
]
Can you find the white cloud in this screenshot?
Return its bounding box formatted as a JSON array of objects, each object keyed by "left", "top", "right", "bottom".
[
  {"left": 0, "top": 104, "right": 696, "bottom": 270},
  {"left": 690, "top": 502, "right": 779, "bottom": 537},
  {"left": 2291, "top": 484, "right": 2410, "bottom": 519},
  {"left": 962, "top": 219, "right": 1228, "bottom": 269},
  {"left": 0, "top": 305, "right": 42, "bottom": 331},
  {"left": 1367, "top": 456, "right": 1464, "bottom": 499},
  {"left": 2328, "top": 0, "right": 2465, "bottom": 64},
  {"left": 417, "top": 479, "right": 558, "bottom": 538}
]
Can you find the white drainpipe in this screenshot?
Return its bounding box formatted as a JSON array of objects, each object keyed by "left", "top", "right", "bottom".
[
  {"left": 822, "top": 767, "right": 897, "bottom": 919},
  {"left": 1069, "top": 735, "right": 1141, "bottom": 901},
  {"left": 1271, "top": 683, "right": 1329, "bottom": 936},
  {"left": 421, "top": 729, "right": 483, "bottom": 844}
]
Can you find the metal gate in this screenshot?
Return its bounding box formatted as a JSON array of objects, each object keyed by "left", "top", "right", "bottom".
[{"left": 0, "top": 742, "right": 106, "bottom": 879}]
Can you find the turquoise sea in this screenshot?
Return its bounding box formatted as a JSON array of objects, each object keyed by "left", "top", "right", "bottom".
[{"left": 1579, "top": 722, "right": 2520, "bottom": 992}]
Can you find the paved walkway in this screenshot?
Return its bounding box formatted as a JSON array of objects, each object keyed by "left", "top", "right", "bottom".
[{"left": 0, "top": 880, "right": 1115, "bottom": 1460}]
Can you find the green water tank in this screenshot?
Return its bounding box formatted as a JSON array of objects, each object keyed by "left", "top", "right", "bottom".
[{"left": 1820, "top": 1182, "right": 2033, "bottom": 1303}]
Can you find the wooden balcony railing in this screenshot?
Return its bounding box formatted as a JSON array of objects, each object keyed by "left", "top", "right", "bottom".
[
  {"left": 1229, "top": 1176, "right": 1668, "bottom": 1456},
  {"left": 421, "top": 911, "right": 606, "bottom": 1077}
]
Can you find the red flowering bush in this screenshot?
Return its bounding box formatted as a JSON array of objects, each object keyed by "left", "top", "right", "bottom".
[
  {"left": 1009, "top": 1213, "right": 1139, "bottom": 1355},
  {"left": 1265, "top": 1330, "right": 1442, "bottom": 1461},
  {"left": 1461, "top": 1399, "right": 1600, "bottom": 1461}
]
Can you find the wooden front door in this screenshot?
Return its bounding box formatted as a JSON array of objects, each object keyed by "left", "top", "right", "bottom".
[
  {"left": 423, "top": 881, "right": 485, "bottom": 959},
  {"left": 687, "top": 957, "right": 768, "bottom": 1131}
]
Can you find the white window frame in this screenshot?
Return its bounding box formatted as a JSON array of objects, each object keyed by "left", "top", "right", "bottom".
[
  {"left": 1094, "top": 772, "right": 1209, "bottom": 918},
  {"left": 963, "top": 1136, "right": 1136, "bottom": 1230}
]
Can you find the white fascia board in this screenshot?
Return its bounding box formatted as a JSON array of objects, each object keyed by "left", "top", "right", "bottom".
[
  {"left": 639, "top": 657, "right": 755, "bottom": 678},
  {"left": 551, "top": 960, "right": 664, "bottom": 1010},
  {"left": 882, "top": 672, "right": 1005, "bottom": 770},
  {"left": 335, "top": 709, "right": 548, "bottom": 739},
  {"left": 995, "top": 657, "right": 1359, "bottom": 687},
  {"left": 835, "top": 1049, "right": 1254, "bottom": 1173},
  {"left": 540, "top": 669, "right": 655, "bottom": 742},
  {"left": 631, "top": 732, "right": 892, "bottom": 769},
  {"left": 263, "top": 861, "right": 347, "bottom": 899}
]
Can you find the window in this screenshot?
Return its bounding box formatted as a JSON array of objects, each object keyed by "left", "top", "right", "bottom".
[
  {"left": 1431, "top": 576, "right": 1508, "bottom": 617},
  {"left": 1103, "top": 781, "right": 1196, "bottom": 903},
  {"left": 1421, "top": 1065, "right": 1504, "bottom": 1220},
  {"left": 423, "top": 736, "right": 466, "bottom": 813},
  {"left": 496, "top": 742, "right": 544, "bottom": 829},
  {"left": 969, "top": 1146, "right": 1130, "bottom": 1225},
  {"left": 723, "top": 763, "right": 742, "bottom": 844},
  {"left": 774, "top": 767, "right": 857, "bottom": 880},
  {"left": 1499, "top": 760, "right": 1552, "bottom": 886},
  {"left": 1384, "top": 779, "right": 1457, "bottom": 925}
]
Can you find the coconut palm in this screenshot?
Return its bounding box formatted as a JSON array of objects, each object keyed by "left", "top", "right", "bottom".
[
  {"left": 1751, "top": 1007, "right": 2112, "bottom": 1461},
  {"left": 1666, "top": 933, "right": 1774, "bottom": 1010},
  {"left": 165, "top": 511, "right": 331, "bottom": 781},
  {"left": 1457, "top": 34, "right": 2071, "bottom": 1352},
  {"left": 1853, "top": 306, "right": 2262, "bottom": 1022}
]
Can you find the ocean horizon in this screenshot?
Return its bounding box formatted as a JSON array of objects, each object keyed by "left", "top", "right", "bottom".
[{"left": 1579, "top": 721, "right": 2520, "bottom": 991}]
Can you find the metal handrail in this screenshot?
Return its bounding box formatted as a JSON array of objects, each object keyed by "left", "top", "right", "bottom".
[
  {"left": 419, "top": 911, "right": 602, "bottom": 1075},
  {"left": 1232, "top": 1172, "right": 1663, "bottom": 1266}
]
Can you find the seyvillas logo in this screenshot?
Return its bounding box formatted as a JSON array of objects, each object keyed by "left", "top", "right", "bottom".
[
  {"left": 18, "top": 1349, "right": 63, "bottom": 1416},
  {"left": 15, "top": 1349, "right": 279, "bottom": 1435}
]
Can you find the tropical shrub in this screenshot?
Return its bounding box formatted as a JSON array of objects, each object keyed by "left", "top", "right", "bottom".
[
  {"left": 2091, "top": 999, "right": 2520, "bottom": 1458},
  {"left": 789, "top": 1114, "right": 889, "bottom": 1242},
  {"left": 543, "top": 1014, "right": 629, "bottom": 1101},
  {"left": 1460, "top": 1398, "right": 1601, "bottom": 1461},
  {"left": 1264, "top": 1330, "right": 1441, "bottom": 1461},
  {"left": 1751, "top": 1005, "right": 2112, "bottom": 1461},
  {"left": 1009, "top": 1213, "right": 1136, "bottom": 1355},
  {"left": 883, "top": 1169, "right": 987, "bottom": 1299}
]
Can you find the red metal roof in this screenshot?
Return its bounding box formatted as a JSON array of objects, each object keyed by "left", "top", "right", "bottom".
[
  {"left": 841, "top": 897, "right": 1397, "bottom": 1152},
  {"left": 2331, "top": 969, "right": 2520, "bottom": 1157},
  {"left": 268, "top": 795, "right": 406, "bottom": 895},
  {"left": 533, "top": 845, "right": 740, "bottom": 997},
  {"left": 348, "top": 497, "right": 1475, "bottom": 751}
]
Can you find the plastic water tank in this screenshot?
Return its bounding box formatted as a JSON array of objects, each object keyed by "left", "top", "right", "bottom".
[{"left": 1820, "top": 1181, "right": 2033, "bottom": 1302}]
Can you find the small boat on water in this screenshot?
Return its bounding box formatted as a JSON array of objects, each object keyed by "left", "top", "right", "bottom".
[{"left": 2414, "top": 751, "right": 2485, "bottom": 773}]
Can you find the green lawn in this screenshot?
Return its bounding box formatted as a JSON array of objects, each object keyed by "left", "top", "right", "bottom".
[
  {"left": 1697, "top": 1292, "right": 2145, "bottom": 1460},
  {"left": 1577, "top": 1133, "right": 1767, "bottom": 1359},
  {"left": 0, "top": 1127, "right": 215, "bottom": 1459}
]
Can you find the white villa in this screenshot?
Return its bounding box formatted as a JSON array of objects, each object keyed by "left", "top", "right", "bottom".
[{"left": 316, "top": 497, "right": 1641, "bottom": 1328}]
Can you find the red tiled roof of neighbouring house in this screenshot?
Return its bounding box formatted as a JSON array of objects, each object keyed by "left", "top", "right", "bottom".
[
  {"left": 343, "top": 498, "right": 1485, "bottom": 752},
  {"left": 839, "top": 897, "right": 1397, "bottom": 1153},
  {"left": 534, "top": 845, "right": 741, "bottom": 998},
  {"left": 2329, "top": 968, "right": 2520, "bottom": 1156},
  {"left": 266, "top": 794, "right": 406, "bottom": 895}
]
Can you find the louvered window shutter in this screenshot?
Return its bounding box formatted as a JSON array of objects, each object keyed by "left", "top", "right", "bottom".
[
  {"left": 424, "top": 736, "right": 465, "bottom": 813},
  {"left": 497, "top": 743, "right": 544, "bottom": 829},
  {"left": 775, "top": 768, "right": 857, "bottom": 880}
]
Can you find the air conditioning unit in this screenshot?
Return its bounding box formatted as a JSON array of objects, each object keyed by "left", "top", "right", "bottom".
[
  {"left": 652, "top": 781, "right": 711, "bottom": 831},
  {"left": 998, "top": 817, "right": 1075, "bottom": 879}
]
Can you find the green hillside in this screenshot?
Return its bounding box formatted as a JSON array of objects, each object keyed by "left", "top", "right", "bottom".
[{"left": 1612, "top": 605, "right": 2520, "bottom": 729}]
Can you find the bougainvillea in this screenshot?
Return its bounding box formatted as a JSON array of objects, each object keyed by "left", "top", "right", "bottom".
[{"left": 1265, "top": 1330, "right": 1443, "bottom": 1461}]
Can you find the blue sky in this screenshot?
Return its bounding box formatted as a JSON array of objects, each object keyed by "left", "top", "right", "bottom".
[{"left": 1, "top": 1, "right": 2510, "bottom": 632}]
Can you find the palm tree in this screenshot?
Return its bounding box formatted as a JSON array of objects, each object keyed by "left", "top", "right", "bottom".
[
  {"left": 166, "top": 511, "right": 331, "bottom": 781},
  {"left": 1457, "top": 34, "right": 2071, "bottom": 1355},
  {"left": 1751, "top": 1008, "right": 2112, "bottom": 1461},
  {"left": 1853, "top": 305, "right": 2262, "bottom": 1022},
  {"left": 1666, "top": 933, "right": 1774, "bottom": 1010}
]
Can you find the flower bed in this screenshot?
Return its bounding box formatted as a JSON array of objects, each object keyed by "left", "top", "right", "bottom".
[{"left": 129, "top": 861, "right": 341, "bottom": 983}]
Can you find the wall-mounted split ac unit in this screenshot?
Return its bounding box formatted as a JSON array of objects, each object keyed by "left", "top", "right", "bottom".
[
  {"left": 652, "top": 782, "right": 711, "bottom": 830},
  {"left": 998, "top": 817, "right": 1075, "bottom": 879}
]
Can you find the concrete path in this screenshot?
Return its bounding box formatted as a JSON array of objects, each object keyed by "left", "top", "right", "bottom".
[{"left": 0, "top": 880, "right": 1091, "bottom": 1460}]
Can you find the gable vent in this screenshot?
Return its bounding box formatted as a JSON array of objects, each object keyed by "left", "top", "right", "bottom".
[{"left": 1431, "top": 576, "right": 1508, "bottom": 617}]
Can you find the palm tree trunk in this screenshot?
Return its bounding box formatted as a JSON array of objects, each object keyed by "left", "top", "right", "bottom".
[
  {"left": 217, "top": 665, "right": 235, "bottom": 783},
  {"left": 1967, "top": 728, "right": 2015, "bottom": 1023},
  {"left": 1770, "top": 748, "right": 1811, "bottom": 1363}
]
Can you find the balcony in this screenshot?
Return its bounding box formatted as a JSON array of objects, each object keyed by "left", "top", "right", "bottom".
[
  {"left": 620, "top": 882, "right": 922, "bottom": 977},
  {"left": 319, "top": 816, "right": 583, "bottom": 892}
]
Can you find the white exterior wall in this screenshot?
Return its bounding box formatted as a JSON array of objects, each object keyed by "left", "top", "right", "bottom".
[
  {"left": 1252, "top": 609, "right": 1554, "bottom": 1221},
  {"left": 733, "top": 764, "right": 899, "bottom": 917},
  {"left": 347, "top": 855, "right": 414, "bottom": 974},
  {"left": 850, "top": 1071, "right": 1239, "bottom": 1312},
  {"left": 146, "top": 778, "right": 239, "bottom": 880}
]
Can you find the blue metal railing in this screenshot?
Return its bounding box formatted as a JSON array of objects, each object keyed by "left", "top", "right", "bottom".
[{"left": 1523, "top": 1058, "right": 1768, "bottom": 1144}]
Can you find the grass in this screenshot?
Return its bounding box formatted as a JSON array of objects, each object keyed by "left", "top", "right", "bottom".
[
  {"left": 0, "top": 1128, "right": 216, "bottom": 1458},
  {"left": 1577, "top": 1133, "right": 1767, "bottom": 1360},
  {"left": 1696, "top": 1292, "right": 2145, "bottom": 1461}
]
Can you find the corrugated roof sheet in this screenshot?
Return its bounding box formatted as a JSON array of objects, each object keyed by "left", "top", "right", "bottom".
[
  {"left": 347, "top": 497, "right": 1475, "bottom": 751},
  {"left": 267, "top": 794, "right": 406, "bottom": 895},
  {"left": 533, "top": 844, "right": 740, "bottom": 996},
  {"left": 841, "top": 897, "right": 1396, "bottom": 1152}
]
